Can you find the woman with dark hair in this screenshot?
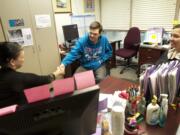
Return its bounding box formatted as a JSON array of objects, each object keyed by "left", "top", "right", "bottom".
[
  {"left": 0, "top": 42, "right": 63, "bottom": 108},
  {"left": 156, "top": 24, "right": 180, "bottom": 65}
]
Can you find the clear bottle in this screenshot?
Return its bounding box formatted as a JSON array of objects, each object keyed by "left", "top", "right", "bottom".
[
  {"left": 159, "top": 94, "right": 168, "bottom": 127},
  {"left": 146, "top": 95, "right": 160, "bottom": 125}
]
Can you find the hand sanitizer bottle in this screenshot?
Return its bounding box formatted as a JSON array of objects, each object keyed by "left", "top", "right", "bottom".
[
  {"left": 146, "top": 95, "right": 160, "bottom": 125},
  {"left": 159, "top": 94, "right": 168, "bottom": 127}
]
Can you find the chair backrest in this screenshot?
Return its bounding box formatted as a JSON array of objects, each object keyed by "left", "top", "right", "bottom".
[{"left": 124, "top": 27, "right": 141, "bottom": 50}]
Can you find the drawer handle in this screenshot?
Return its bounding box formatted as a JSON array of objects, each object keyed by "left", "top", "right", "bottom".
[{"left": 147, "top": 56, "right": 152, "bottom": 59}]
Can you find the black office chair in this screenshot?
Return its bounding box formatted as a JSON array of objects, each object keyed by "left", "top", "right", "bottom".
[{"left": 115, "top": 27, "right": 141, "bottom": 74}]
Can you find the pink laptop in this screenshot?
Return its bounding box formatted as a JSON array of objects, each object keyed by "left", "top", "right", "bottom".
[
  {"left": 74, "top": 70, "right": 96, "bottom": 90},
  {"left": 0, "top": 104, "right": 18, "bottom": 116},
  {"left": 24, "top": 84, "right": 51, "bottom": 103},
  {"left": 52, "top": 77, "right": 75, "bottom": 96}
]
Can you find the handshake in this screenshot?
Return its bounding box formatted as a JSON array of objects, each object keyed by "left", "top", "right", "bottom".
[{"left": 52, "top": 64, "right": 66, "bottom": 79}]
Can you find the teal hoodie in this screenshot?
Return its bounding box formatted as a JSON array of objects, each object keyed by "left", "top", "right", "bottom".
[{"left": 62, "top": 34, "right": 112, "bottom": 70}]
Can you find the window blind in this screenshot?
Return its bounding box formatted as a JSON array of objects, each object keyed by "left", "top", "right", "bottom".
[
  {"left": 132, "top": 0, "right": 176, "bottom": 31},
  {"left": 100, "top": 0, "right": 130, "bottom": 30}
]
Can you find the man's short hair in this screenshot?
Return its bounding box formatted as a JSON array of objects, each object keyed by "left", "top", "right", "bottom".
[
  {"left": 173, "top": 24, "right": 180, "bottom": 29},
  {"left": 89, "top": 21, "right": 103, "bottom": 33}
]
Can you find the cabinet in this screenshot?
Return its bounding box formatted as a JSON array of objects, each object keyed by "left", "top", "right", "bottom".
[
  {"left": 0, "top": 19, "right": 5, "bottom": 42},
  {"left": 109, "top": 40, "right": 121, "bottom": 68},
  {"left": 0, "top": 0, "right": 60, "bottom": 75},
  {"left": 138, "top": 46, "right": 167, "bottom": 74}
]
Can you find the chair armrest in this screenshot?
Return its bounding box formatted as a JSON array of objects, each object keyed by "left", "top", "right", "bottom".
[{"left": 110, "top": 40, "right": 122, "bottom": 49}]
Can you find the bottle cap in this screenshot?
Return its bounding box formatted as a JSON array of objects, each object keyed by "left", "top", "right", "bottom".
[
  {"left": 151, "top": 95, "right": 157, "bottom": 105},
  {"left": 160, "top": 94, "right": 168, "bottom": 99}
]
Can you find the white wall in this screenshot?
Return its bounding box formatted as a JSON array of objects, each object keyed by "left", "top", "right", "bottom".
[
  {"left": 54, "top": 14, "right": 71, "bottom": 44},
  {"left": 100, "top": 0, "right": 131, "bottom": 30}
]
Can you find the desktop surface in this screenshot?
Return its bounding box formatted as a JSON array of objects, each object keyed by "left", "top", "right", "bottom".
[{"left": 99, "top": 76, "right": 180, "bottom": 135}]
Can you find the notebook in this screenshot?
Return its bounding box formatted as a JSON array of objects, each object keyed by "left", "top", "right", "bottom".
[
  {"left": 0, "top": 104, "right": 18, "bottom": 116},
  {"left": 24, "top": 84, "right": 50, "bottom": 103},
  {"left": 52, "top": 77, "right": 75, "bottom": 96},
  {"left": 74, "top": 70, "right": 95, "bottom": 90}
]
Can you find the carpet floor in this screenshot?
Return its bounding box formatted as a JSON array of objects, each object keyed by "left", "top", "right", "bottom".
[{"left": 110, "top": 66, "right": 139, "bottom": 83}]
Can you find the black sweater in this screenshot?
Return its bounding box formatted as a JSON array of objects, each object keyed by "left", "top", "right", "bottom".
[
  {"left": 155, "top": 50, "right": 169, "bottom": 65},
  {"left": 0, "top": 67, "right": 54, "bottom": 108},
  {"left": 156, "top": 50, "right": 180, "bottom": 65}
]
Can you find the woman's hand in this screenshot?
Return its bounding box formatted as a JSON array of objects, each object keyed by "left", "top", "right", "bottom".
[{"left": 53, "top": 64, "right": 65, "bottom": 79}]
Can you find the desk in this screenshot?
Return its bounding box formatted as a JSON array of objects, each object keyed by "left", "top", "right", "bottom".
[
  {"left": 109, "top": 40, "right": 121, "bottom": 68},
  {"left": 99, "top": 76, "right": 138, "bottom": 94},
  {"left": 99, "top": 76, "right": 180, "bottom": 135},
  {"left": 138, "top": 45, "right": 170, "bottom": 75},
  {"left": 140, "top": 109, "right": 180, "bottom": 135}
]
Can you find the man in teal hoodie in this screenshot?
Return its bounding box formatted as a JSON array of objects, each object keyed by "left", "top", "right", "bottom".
[{"left": 59, "top": 21, "right": 112, "bottom": 82}]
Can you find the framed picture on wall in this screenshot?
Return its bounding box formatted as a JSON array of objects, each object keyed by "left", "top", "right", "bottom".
[
  {"left": 84, "top": 0, "right": 95, "bottom": 13},
  {"left": 52, "top": 0, "right": 71, "bottom": 13}
]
